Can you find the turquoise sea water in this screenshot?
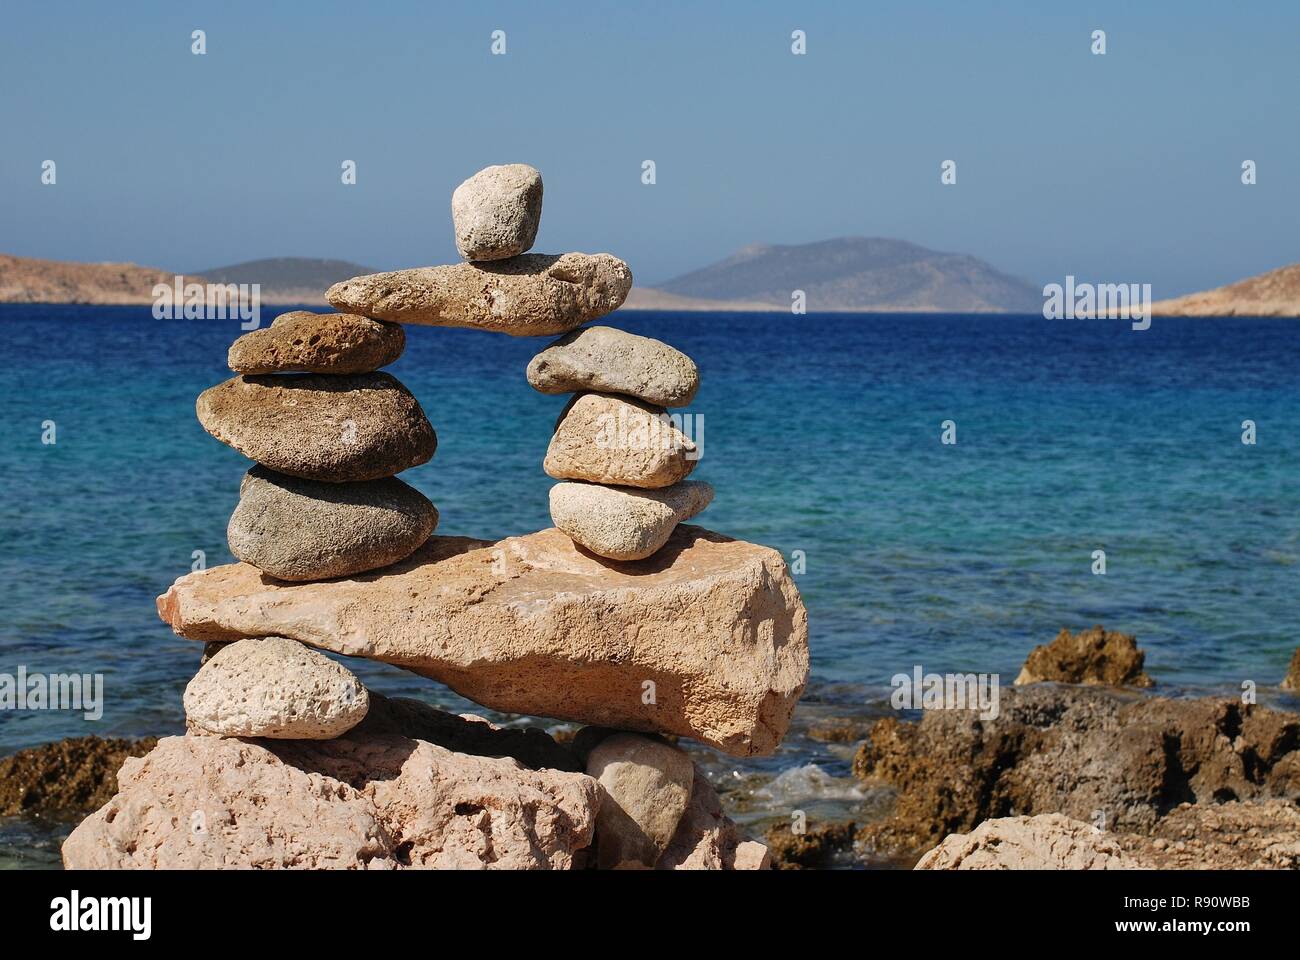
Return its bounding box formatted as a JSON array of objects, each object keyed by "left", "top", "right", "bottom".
[{"left": 2, "top": 305, "right": 1299, "bottom": 867}]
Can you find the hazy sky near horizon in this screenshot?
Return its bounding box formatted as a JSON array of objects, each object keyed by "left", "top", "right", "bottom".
[{"left": 2, "top": 0, "right": 1297, "bottom": 294}]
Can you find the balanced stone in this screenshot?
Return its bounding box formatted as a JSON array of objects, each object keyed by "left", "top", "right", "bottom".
[
  {"left": 228, "top": 466, "right": 438, "bottom": 581},
  {"left": 549, "top": 480, "right": 713, "bottom": 561},
  {"left": 157, "top": 526, "right": 809, "bottom": 757},
  {"left": 196, "top": 372, "right": 436, "bottom": 482},
  {"left": 544, "top": 393, "right": 698, "bottom": 489},
  {"left": 325, "top": 253, "right": 632, "bottom": 337},
  {"left": 227, "top": 311, "right": 404, "bottom": 375},
  {"left": 527, "top": 325, "right": 700, "bottom": 406},
  {"left": 183, "top": 637, "right": 370, "bottom": 739},
  {"left": 587, "top": 733, "right": 695, "bottom": 869},
  {"left": 451, "top": 163, "right": 543, "bottom": 262}
]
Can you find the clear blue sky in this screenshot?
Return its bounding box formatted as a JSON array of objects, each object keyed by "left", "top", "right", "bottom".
[{"left": 2, "top": 0, "right": 1296, "bottom": 294}]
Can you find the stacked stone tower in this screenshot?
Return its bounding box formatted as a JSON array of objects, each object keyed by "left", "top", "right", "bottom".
[{"left": 63, "top": 164, "right": 809, "bottom": 871}]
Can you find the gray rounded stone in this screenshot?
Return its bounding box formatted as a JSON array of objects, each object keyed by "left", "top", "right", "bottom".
[
  {"left": 549, "top": 480, "right": 714, "bottom": 561},
  {"left": 183, "top": 637, "right": 369, "bottom": 739},
  {"left": 229, "top": 466, "right": 438, "bottom": 581},
  {"left": 451, "top": 163, "right": 543, "bottom": 261},
  {"left": 527, "top": 326, "right": 700, "bottom": 407},
  {"left": 196, "top": 372, "right": 436, "bottom": 482}
]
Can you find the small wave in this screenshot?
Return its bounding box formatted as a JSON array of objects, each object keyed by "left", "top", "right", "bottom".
[{"left": 754, "top": 763, "right": 866, "bottom": 803}]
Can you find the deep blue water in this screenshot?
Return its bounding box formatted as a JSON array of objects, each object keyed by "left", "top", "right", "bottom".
[{"left": 2, "top": 304, "right": 1299, "bottom": 864}]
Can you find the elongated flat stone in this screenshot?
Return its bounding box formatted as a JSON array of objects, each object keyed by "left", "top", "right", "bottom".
[
  {"left": 325, "top": 253, "right": 632, "bottom": 337},
  {"left": 196, "top": 372, "right": 436, "bottom": 482},
  {"left": 228, "top": 312, "right": 404, "bottom": 375},
  {"left": 527, "top": 326, "right": 699, "bottom": 406},
  {"left": 157, "top": 526, "right": 809, "bottom": 757}
]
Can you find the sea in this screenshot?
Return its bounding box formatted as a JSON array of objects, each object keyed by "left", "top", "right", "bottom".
[{"left": 2, "top": 304, "right": 1299, "bottom": 868}]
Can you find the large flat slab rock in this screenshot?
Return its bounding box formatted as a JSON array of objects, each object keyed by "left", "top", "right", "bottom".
[
  {"left": 325, "top": 253, "right": 632, "bottom": 337},
  {"left": 157, "top": 525, "right": 809, "bottom": 757},
  {"left": 63, "top": 698, "right": 600, "bottom": 869}
]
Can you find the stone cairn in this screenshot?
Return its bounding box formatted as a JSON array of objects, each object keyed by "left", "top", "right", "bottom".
[{"left": 63, "top": 164, "right": 810, "bottom": 870}]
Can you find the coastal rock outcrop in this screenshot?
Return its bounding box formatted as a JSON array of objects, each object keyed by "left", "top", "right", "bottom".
[
  {"left": 325, "top": 253, "right": 632, "bottom": 337},
  {"left": 914, "top": 814, "right": 1140, "bottom": 870},
  {"left": 853, "top": 684, "right": 1300, "bottom": 855},
  {"left": 228, "top": 467, "right": 437, "bottom": 581},
  {"left": 196, "top": 372, "right": 436, "bottom": 482},
  {"left": 227, "top": 311, "right": 404, "bottom": 375},
  {"left": 526, "top": 325, "right": 700, "bottom": 406},
  {"left": 0, "top": 737, "right": 158, "bottom": 817},
  {"left": 548, "top": 480, "right": 713, "bottom": 561},
  {"left": 183, "top": 637, "right": 370, "bottom": 739},
  {"left": 1014, "top": 624, "right": 1154, "bottom": 687},
  {"left": 451, "top": 163, "right": 543, "bottom": 261},
  {"left": 158, "top": 525, "right": 809, "bottom": 758},
  {"left": 544, "top": 392, "right": 698, "bottom": 489}
]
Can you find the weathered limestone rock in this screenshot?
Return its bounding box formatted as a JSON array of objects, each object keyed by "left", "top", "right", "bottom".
[
  {"left": 325, "top": 253, "right": 632, "bottom": 337},
  {"left": 658, "top": 768, "right": 771, "bottom": 870},
  {"left": 549, "top": 480, "right": 713, "bottom": 560},
  {"left": 544, "top": 393, "right": 698, "bottom": 489},
  {"left": 915, "top": 814, "right": 1140, "bottom": 870},
  {"left": 183, "top": 637, "right": 369, "bottom": 739},
  {"left": 227, "top": 312, "right": 404, "bottom": 375},
  {"left": 1015, "top": 624, "right": 1154, "bottom": 687},
  {"left": 229, "top": 467, "right": 437, "bottom": 581},
  {"left": 62, "top": 703, "right": 599, "bottom": 869},
  {"left": 157, "top": 525, "right": 809, "bottom": 757},
  {"left": 586, "top": 733, "right": 695, "bottom": 868},
  {"left": 196, "top": 372, "right": 436, "bottom": 482},
  {"left": 451, "top": 163, "right": 543, "bottom": 261},
  {"left": 527, "top": 325, "right": 699, "bottom": 406}
]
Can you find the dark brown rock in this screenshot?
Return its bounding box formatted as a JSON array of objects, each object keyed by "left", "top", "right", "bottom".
[
  {"left": 765, "top": 821, "right": 858, "bottom": 870},
  {"left": 853, "top": 685, "right": 1300, "bottom": 858},
  {"left": 1015, "top": 624, "right": 1154, "bottom": 687},
  {"left": 196, "top": 372, "right": 436, "bottom": 482},
  {"left": 0, "top": 737, "right": 158, "bottom": 817},
  {"left": 228, "top": 311, "right": 404, "bottom": 375},
  {"left": 1283, "top": 648, "right": 1300, "bottom": 691}
]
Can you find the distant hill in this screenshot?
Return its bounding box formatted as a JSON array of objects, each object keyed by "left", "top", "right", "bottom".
[
  {"left": 635, "top": 237, "right": 1042, "bottom": 313},
  {"left": 0, "top": 254, "right": 201, "bottom": 304},
  {"left": 194, "top": 258, "right": 374, "bottom": 304},
  {"left": 0, "top": 254, "right": 373, "bottom": 305},
  {"left": 1151, "top": 263, "right": 1300, "bottom": 317}
]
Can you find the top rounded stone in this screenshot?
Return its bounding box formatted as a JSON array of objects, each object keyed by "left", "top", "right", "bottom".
[
  {"left": 228, "top": 311, "right": 404, "bottom": 375},
  {"left": 452, "top": 163, "right": 543, "bottom": 262}
]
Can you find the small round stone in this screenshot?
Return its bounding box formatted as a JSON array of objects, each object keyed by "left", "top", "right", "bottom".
[{"left": 183, "top": 637, "right": 370, "bottom": 739}]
